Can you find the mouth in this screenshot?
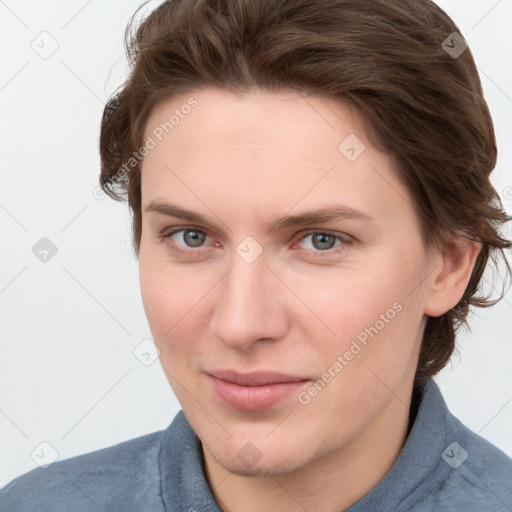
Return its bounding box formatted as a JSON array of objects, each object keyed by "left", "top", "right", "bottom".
[{"left": 207, "top": 369, "right": 311, "bottom": 411}]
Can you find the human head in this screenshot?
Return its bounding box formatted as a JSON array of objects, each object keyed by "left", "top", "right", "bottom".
[{"left": 99, "top": 0, "right": 511, "bottom": 405}]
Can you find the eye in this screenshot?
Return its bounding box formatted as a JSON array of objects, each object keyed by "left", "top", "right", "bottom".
[
  {"left": 160, "top": 227, "right": 351, "bottom": 258},
  {"left": 162, "top": 228, "right": 211, "bottom": 255},
  {"left": 295, "top": 231, "right": 350, "bottom": 257}
]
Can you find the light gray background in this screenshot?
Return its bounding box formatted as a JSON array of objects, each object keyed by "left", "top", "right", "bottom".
[{"left": 1, "top": 0, "right": 511, "bottom": 487}]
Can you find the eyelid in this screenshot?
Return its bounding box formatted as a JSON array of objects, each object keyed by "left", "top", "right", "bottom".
[
  {"left": 292, "top": 229, "right": 352, "bottom": 244},
  {"left": 161, "top": 226, "right": 213, "bottom": 243}
]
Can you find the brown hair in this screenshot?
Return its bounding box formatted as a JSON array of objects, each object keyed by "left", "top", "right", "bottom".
[{"left": 99, "top": 0, "right": 511, "bottom": 386}]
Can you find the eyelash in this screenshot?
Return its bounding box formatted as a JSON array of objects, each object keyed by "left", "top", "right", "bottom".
[{"left": 159, "top": 227, "right": 352, "bottom": 258}]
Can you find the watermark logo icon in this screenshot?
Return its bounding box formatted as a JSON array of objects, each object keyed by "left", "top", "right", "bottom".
[
  {"left": 92, "top": 186, "right": 106, "bottom": 200},
  {"left": 133, "top": 338, "right": 160, "bottom": 366},
  {"left": 31, "top": 441, "right": 59, "bottom": 469},
  {"left": 32, "top": 237, "right": 58, "bottom": 263},
  {"left": 442, "top": 33, "right": 468, "bottom": 59},
  {"left": 236, "top": 442, "right": 263, "bottom": 468},
  {"left": 442, "top": 441, "right": 468, "bottom": 468},
  {"left": 338, "top": 134, "right": 366, "bottom": 161},
  {"left": 30, "top": 31, "right": 59, "bottom": 60},
  {"left": 236, "top": 236, "right": 263, "bottom": 264}
]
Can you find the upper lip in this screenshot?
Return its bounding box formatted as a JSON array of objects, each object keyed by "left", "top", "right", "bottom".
[{"left": 208, "top": 369, "right": 309, "bottom": 386}]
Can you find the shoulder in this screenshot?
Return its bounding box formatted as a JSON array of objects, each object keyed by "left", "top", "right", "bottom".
[
  {"left": 376, "top": 379, "right": 512, "bottom": 512},
  {"left": 430, "top": 411, "right": 512, "bottom": 511},
  {"left": 0, "top": 429, "right": 167, "bottom": 512}
]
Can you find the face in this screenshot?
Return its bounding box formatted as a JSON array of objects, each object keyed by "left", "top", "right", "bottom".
[{"left": 138, "top": 87, "right": 436, "bottom": 477}]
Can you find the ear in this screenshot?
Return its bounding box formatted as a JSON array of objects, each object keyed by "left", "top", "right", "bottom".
[{"left": 423, "top": 235, "right": 482, "bottom": 317}]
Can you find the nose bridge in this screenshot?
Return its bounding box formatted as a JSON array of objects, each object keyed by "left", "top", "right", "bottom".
[{"left": 210, "top": 250, "right": 282, "bottom": 349}]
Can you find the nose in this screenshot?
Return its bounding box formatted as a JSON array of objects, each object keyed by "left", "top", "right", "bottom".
[{"left": 209, "top": 251, "right": 288, "bottom": 352}]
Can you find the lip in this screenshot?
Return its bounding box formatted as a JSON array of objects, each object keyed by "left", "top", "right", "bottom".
[{"left": 207, "top": 370, "right": 310, "bottom": 411}]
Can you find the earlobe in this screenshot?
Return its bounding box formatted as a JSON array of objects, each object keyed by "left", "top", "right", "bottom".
[{"left": 423, "top": 236, "right": 481, "bottom": 318}]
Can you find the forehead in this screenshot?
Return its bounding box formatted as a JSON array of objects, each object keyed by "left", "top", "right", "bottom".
[
  {"left": 143, "top": 87, "right": 366, "bottom": 154},
  {"left": 139, "top": 87, "right": 415, "bottom": 231}
]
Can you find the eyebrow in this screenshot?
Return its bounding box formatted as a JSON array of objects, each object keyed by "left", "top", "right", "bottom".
[{"left": 144, "top": 200, "right": 374, "bottom": 232}]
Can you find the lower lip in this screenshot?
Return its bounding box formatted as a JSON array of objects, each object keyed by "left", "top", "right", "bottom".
[{"left": 209, "top": 376, "right": 309, "bottom": 411}]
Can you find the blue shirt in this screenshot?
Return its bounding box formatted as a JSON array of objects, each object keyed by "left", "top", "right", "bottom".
[{"left": 1, "top": 379, "right": 511, "bottom": 511}]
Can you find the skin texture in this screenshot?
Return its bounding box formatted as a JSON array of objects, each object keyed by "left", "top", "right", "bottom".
[{"left": 138, "top": 87, "right": 480, "bottom": 511}]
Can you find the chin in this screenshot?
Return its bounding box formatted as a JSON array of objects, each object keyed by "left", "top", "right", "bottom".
[
  {"left": 205, "top": 437, "right": 314, "bottom": 478},
  {"left": 219, "top": 455, "right": 307, "bottom": 478}
]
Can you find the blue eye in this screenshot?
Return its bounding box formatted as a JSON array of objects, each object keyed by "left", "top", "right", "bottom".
[
  {"left": 163, "top": 229, "right": 210, "bottom": 255},
  {"left": 293, "top": 230, "right": 351, "bottom": 258},
  {"left": 161, "top": 228, "right": 350, "bottom": 258},
  {"left": 171, "top": 229, "right": 207, "bottom": 247},
  {"left": 298, "top": 232, "right": 341, "bottom": 251}
]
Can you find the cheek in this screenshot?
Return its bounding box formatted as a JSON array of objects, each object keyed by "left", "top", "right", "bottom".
[
  {"left": 139, "top": 262, "right": 171, "bottom": 337},
  {"left": 139, "top": 263, "right": 197, "bottom": 401},
  {"left": 286, "top": 266, "right": 398, "bottom": 342},
  {"left": 302, "top": 255, "right": 424, "bottom": 374},
  {"left": 139, "top": 248, "right": 184, "bottom": 345},
  {"left": 138, "top": 251, "right": 214, "bottom": 360}
]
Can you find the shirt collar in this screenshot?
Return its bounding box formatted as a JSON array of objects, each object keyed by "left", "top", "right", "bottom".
[{"left": 346, "top": 378, "right": 452, "bottom": 511}]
